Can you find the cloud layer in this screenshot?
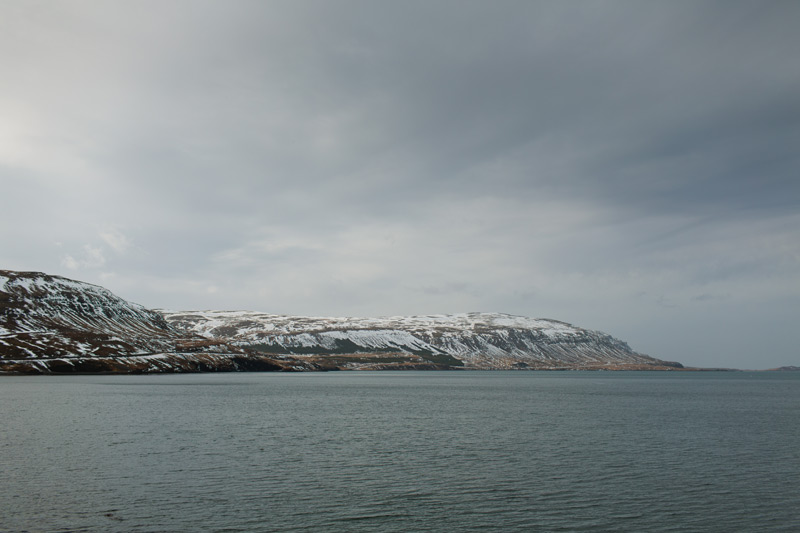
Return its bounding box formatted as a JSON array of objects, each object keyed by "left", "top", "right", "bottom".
[{"left": 2, "top": 1, "right": 799, "bottom": 368}]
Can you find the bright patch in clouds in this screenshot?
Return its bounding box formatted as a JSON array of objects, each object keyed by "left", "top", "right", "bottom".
[
  {"left": 99, "top": 227, "right": 131, "bottom": 254},
  {"left": 61, "top": 245, "right": 106, "bottom": 270}
]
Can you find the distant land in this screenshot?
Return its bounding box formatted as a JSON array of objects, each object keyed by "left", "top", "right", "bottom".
[
  {"left": 160, "top": 310, "right": 683, "bottom": 371},
  {"left": 0, "top": 268, "right": 747, "bottom": 375}
]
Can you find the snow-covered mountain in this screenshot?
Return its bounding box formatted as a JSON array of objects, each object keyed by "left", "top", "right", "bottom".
[
  {"left": 1, "top": 269, "right": 682, "bottom": 373},
  {"left": 0, "top": 270, "right": 307, "bottom": 373},
  {"left": 162, "top": 310, "right": 683, "bottom": 370},
  {"left": 0, "top": 270, "right": 180, "bottom": 358}
]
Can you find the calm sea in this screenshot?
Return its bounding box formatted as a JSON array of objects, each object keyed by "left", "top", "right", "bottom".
[{"left": 1, "top": 371, "right": 799, "bottom": 532}]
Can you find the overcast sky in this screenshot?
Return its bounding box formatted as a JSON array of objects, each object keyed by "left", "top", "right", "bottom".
[{"left": 2, "top": 1, "right": 799, "bottom": 369}]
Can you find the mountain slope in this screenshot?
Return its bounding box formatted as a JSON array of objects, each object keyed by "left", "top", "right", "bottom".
[
  {"left": 162, "top": 310, "right": 682, "bottom": 370},
  {"left": 1, "top": 269, "right": 682, "bottom": 372},
  {"left": 0, "top": 270, "right": 179, "bottom": 359},
  {"left": 0, "top": 270, "right": 308, "bottom": 373}
]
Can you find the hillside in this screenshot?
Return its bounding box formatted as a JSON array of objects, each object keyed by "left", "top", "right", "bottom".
[
  {"left": 0, "top": 270, "right": 310, "bottom": 373},
  {"left": 1, "top": 269, "right": 682, "bottom": 373},
  {"left": 162, "top": 310, "right": 683, "bottom": 370}
]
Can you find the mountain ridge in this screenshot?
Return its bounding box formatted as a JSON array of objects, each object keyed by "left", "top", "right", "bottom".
[
  {"left": 162, "top": 309, "right": 682, "bottom": 370},
  {"left": 1, "top": 269, "right": 683, "bottom": 373}
]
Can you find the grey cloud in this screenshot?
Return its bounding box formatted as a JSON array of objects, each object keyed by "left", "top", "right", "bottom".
[{"left": 2, "top": 0, "right": 799, "bottom": 369}]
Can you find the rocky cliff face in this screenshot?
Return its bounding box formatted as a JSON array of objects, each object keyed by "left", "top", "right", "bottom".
[{"left": 162, "top": 310, "right": 683, "bottom": 370}]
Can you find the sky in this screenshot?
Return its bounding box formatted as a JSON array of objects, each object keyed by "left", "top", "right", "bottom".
[{"left": 2, "top": 1, "right": 799, "bottom": 369}]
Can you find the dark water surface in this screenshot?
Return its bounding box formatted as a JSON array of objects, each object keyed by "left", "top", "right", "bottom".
[{"left": 2, "top": 371, "right": 799, "bottom": 532}]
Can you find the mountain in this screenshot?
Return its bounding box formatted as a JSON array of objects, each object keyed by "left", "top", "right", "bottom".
[
  {"left": 1, "top": 269, "right": 682, "bottom": 373},
  {"left": 162, "top": 310, "right": 683, "bottom": 370},
  {"left": 0, "top": 270, "right": 312, "bottom": 373}
]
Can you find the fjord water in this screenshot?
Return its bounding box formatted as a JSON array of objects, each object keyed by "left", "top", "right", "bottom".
[{"left": 2, "top": 372, "right": 798, "bottom": 532}]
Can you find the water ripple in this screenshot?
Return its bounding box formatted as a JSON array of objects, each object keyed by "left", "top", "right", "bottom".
[{"left": 1, "top": 371, "right": 799, "bottom": 532}]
